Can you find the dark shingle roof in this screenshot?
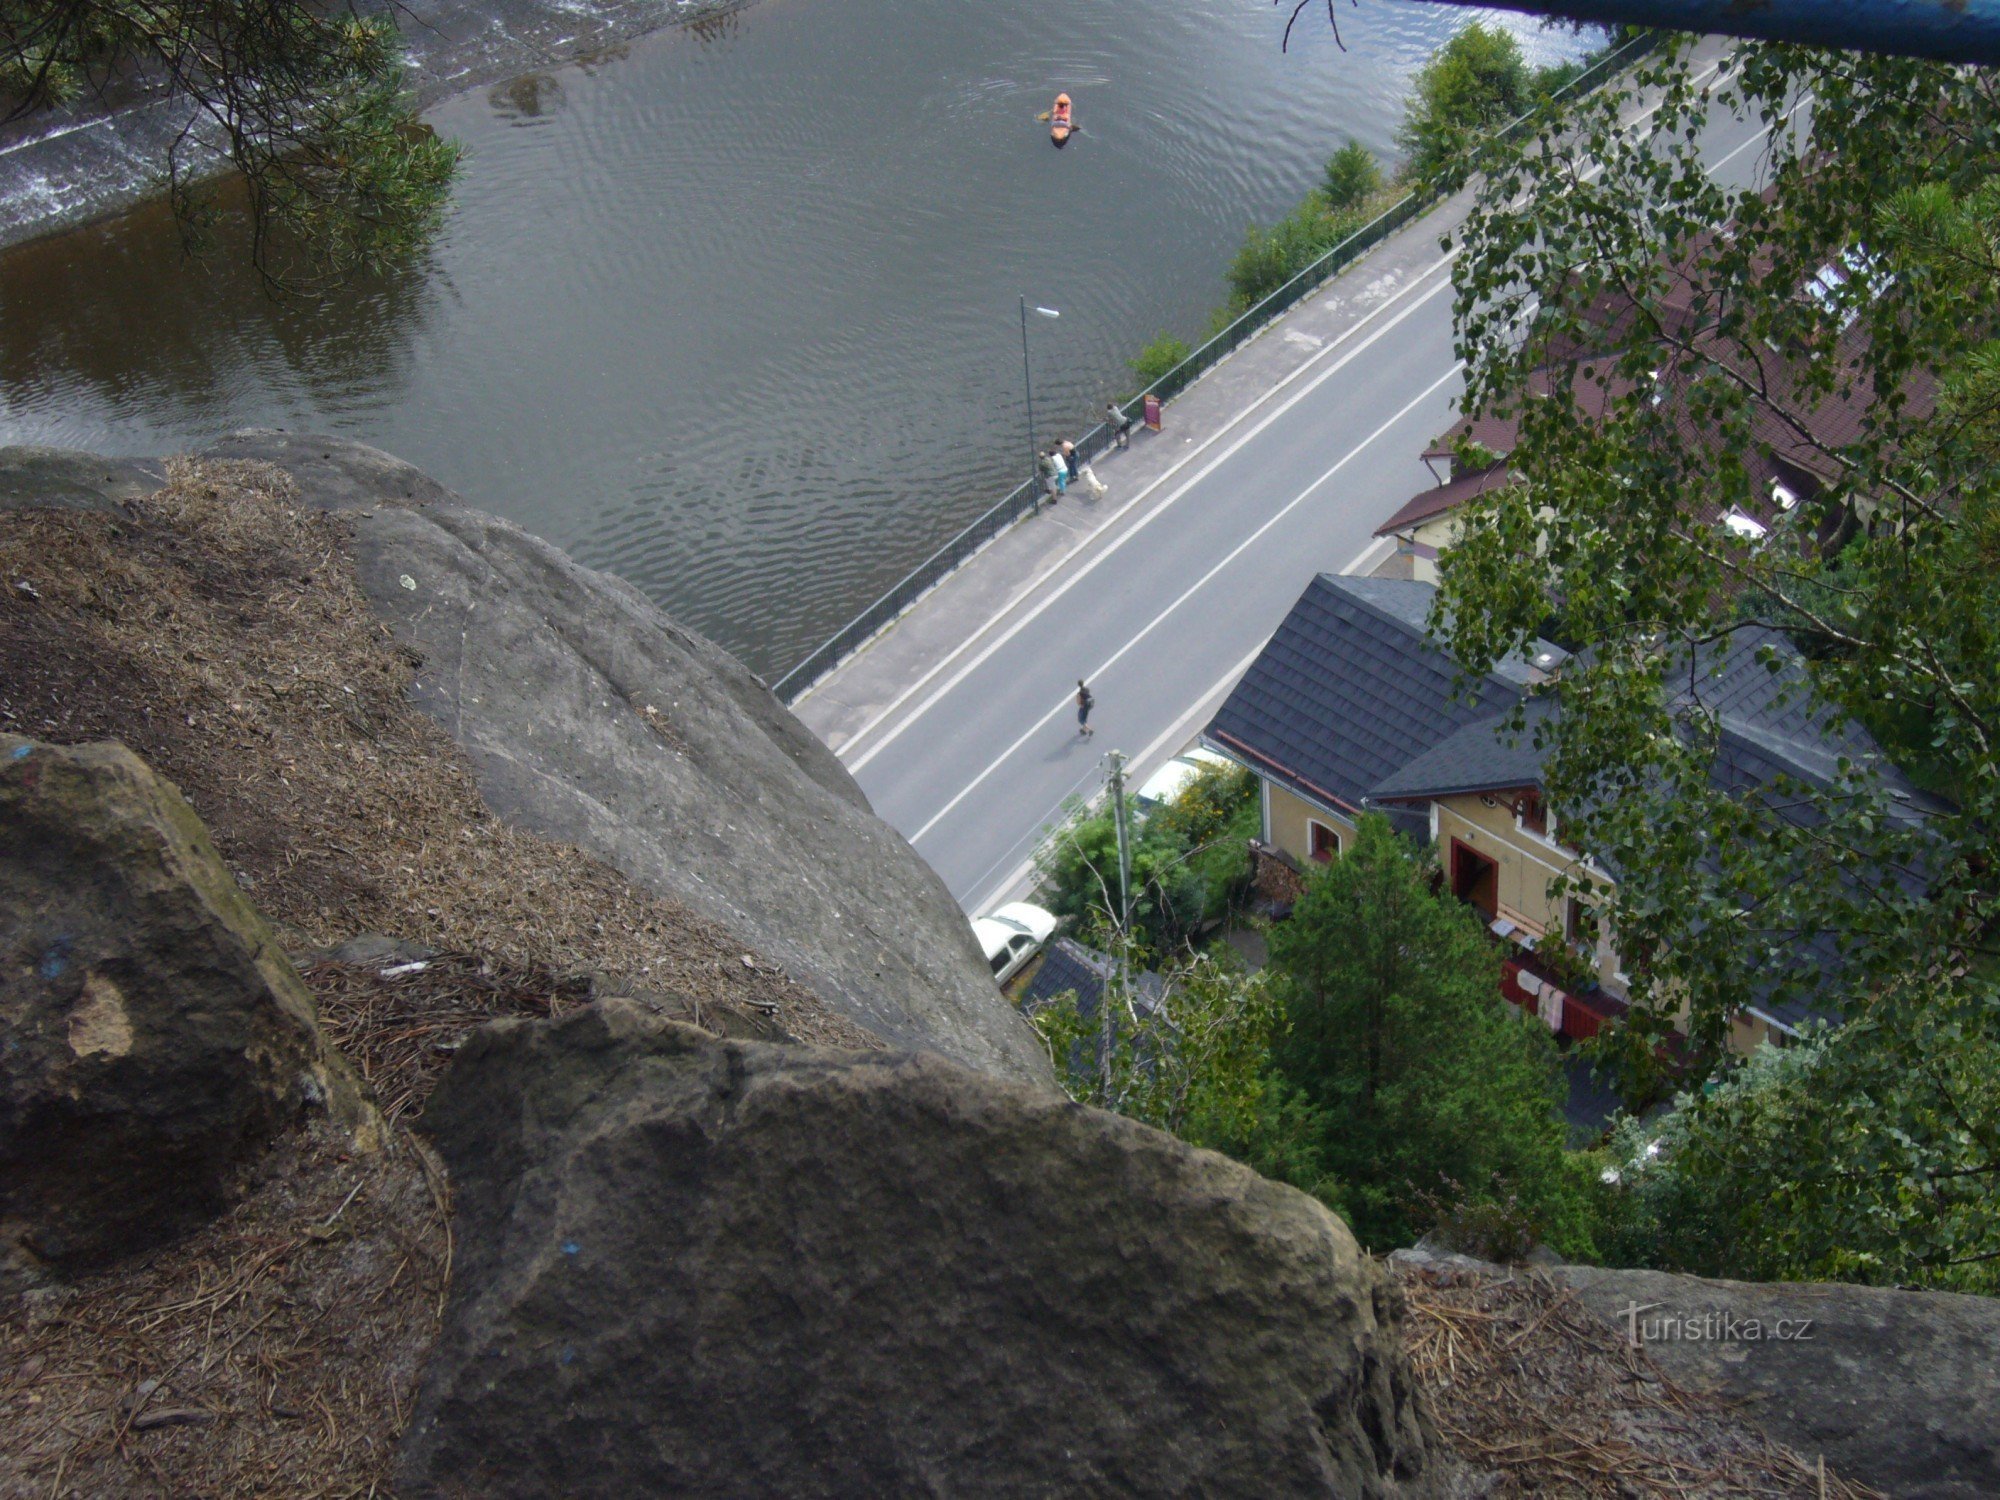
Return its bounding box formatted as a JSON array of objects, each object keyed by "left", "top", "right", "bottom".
[
  {"left": 1018, "top": 938, "right": 1165, "bottom": 1022},
  {"left": 1204, "top": 576, "right": 1523, "bottom": 816},
  {"left": 1371, "top": 697, "right": 1558, "bottom": 802}
]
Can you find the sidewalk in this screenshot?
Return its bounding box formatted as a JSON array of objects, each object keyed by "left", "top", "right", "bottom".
[{"left": 794, "top": 176, "right": 1480, "bottom": 759}]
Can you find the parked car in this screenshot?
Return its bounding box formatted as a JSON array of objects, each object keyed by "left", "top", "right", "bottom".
[
  {"left": 1134, "top": 747, "right": 1234, "bottom": 816},
  {"left": 971, "top": 902, "right": 1058, "bottom": 985}
]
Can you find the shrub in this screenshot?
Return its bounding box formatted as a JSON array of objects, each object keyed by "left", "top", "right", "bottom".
[
  {"left": 1128, "top": 333, "right": 1191, "bottom": 389},
  {"left": 1397, "top": 21, "right": 1533, "bottom": 185},
  {"left": 1321, "top": 140, "right": 1384, "bottom": 213}
]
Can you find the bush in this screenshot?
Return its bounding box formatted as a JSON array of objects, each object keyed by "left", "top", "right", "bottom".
[
  {"left": 1321, "top": 140, "right": 1384, "bottom": 212},
  {"left": 1226, "top": 198, "right": 1368, "bottom": 310},
  {"left": 1128, "top": 333, "right": 1191, "bottom": 389},
  {"left": 1033, "top": 761, "right": 1257, "bottom": 959},
  {"left": 1397, "top": 21, "right": 1534, "bottom": 185}
]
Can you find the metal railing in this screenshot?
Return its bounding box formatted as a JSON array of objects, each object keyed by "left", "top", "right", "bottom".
[{"left": 769, "top": 29, "right": 1663, "bottom": 704}]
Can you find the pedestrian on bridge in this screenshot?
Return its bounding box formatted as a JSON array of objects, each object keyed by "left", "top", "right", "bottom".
[
  {"left": 1105, "top": 400, "right": 1131, "bottom": 450},
  {"left": 1076, "top": 680, "right": 1095, "bottom": 738},
  {"left": 1040, "top": 447, "right": 1066, "bottom": 503}
]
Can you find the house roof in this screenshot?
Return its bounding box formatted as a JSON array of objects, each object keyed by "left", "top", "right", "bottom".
[
  {"left": 1369, "top": 695, "right": 1558, "bottom": 802},
  {"left": 1203, "top": 576, "right": 1532, "bottom": 818},
  {"left": 1017, "top": 937, "right": 1165, "bottom": 1021},
  {"left": 1376, "top": 462, "right": 1515, "bottom": 538}
]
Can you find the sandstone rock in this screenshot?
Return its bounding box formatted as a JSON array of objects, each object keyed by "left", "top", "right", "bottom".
[
  {"left": 1, "top": 735, "right": 375, "bottom": 1287},
  {"left": 397, "top": 1001, "right": 1442, "bottom": 1498},
  {"left": 200, "top": 431, "right": 1052, "bottom": 1090},
  {"left": 1552, "top": 1264, "right": 2000, "bottom": 1500}
]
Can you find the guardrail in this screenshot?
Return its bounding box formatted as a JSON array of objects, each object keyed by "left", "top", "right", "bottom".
[{"left": 769, "top": 29, "right": 1662, "bottom": 704}]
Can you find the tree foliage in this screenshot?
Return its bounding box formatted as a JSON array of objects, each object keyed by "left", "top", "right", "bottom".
[
  {"left": 1598, "top": 984, "right": 2000, "bottom": 1291},
  {"left": 1030, "top": 949, "right": 1340, "bottom": 1208},
  {"left": 0, "top": 0, "right": 458, "bottom": 283},
  {"left": 1266, "top": 815, "right": 1587, "bottom": 1251},
  {"left": 1032, "top": 760, "right": 1256, "bottom": 960},
  {"left": 1435, "top": 39, "right": 2000, "bottom": 1282},
  {"left": 1321, "top": 138, "right": 1383, "bottom": 212}
]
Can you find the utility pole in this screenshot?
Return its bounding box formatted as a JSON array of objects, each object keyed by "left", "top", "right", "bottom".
[{"left": 1102, "top": 749, "right": 1132, "bottom": 1094}]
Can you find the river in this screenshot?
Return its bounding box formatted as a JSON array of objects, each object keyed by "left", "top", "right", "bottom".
[{"left": 0, "top": 0, "right": 1587, "bottom": 678}]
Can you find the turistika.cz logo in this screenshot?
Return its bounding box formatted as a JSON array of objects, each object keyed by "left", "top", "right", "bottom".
[{"left": 1620, "top": 1302, "right": 1816, "bottom": 1348}]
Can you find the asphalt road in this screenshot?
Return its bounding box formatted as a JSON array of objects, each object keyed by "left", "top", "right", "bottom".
[{"left": 838, "top": 46, "right": 1802, "bottom": 916}]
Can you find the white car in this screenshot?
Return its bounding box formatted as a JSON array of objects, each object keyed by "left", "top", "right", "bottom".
[
  {"left": 1134, "top": 747, "right": 1234, "bottom": 816},
  {"left": 971, "top": 902, "right": 1059, "bottom": 984}
]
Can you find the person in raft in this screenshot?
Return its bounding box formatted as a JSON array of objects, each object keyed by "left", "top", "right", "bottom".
[{"left": 1050, "top": 92, "right": 1073, "bottom": 147}]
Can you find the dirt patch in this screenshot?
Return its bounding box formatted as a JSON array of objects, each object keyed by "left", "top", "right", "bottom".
[
  {"left": 0, "top": 457, "right": 879, "bottom": 1053},
  {"left": 1397, "top": 1261, "right": 1881, "bottom": 1499},
  {"left": 0, "top": 1122, "right": 447, "bottom": 1500}
]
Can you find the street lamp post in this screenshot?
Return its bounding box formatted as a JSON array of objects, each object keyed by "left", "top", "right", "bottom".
[{"left": 1021, "top": 296, "right": 1060, "bottom": 505}]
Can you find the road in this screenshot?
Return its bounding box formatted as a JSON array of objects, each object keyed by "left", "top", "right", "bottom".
[{"left": 827, "top": 42, "right": 1800, "bottom": 916}]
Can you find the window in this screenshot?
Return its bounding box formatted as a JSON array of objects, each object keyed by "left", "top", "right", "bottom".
[
  {"left": 1514, "top": 789, "right": 1547, "bottom": 837},
  {"left": 1722, "top": 509, "right": 1768, "bottom": 542},
  {"left": 1308, "top": 820, "right": 1340, "bottom": 863}
]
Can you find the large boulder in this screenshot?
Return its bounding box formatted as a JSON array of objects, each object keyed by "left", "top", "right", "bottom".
[
  {"left": 1552, "top": 1264, "right": 2000, "bottom": 1500},
  {"left": 397, "top": 1001, "right": 1442, "bottom": 1498},
  {"left": 199, "top": 431, "right": 1055, "bottom": 1090},
  {"left": 0, "top": 735, "right": 374, "bottom": 1287}
]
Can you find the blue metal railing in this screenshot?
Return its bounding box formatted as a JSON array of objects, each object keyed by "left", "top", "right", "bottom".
[{"left": 769, "top": 30, "right": 1662, "bottom": 703}]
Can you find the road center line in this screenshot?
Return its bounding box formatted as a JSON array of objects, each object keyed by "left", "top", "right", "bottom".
[{"left": 910, "top": 362, "right": 1464, "bottom": 846}]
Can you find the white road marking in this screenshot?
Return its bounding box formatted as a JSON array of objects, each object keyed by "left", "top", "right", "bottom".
[{"left": 910, "top": 364, "right": 1464, "bottom": 846}]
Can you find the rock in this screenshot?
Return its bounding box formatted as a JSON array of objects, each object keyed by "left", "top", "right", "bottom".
[
  {"left": 204, "top": 432, "right": 1051, "bottom": 1089},
  {"left": 1551, "top": 1265, "right": 2000, "bottom": 1500},
  {"left": 0, "top": 735, "right": 375, "bottom": 1287},
  {"left": 397, "top": 1001, "right": 1443, "bottom": 1499},
  {"left": 320, "top": 932, "right": 438, "bottom": 969},
  {"left": 0, "top": 447, "right": 164, "bottom": 517}
]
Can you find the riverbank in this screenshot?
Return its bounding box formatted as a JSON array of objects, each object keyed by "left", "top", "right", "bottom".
[{"left": 0, "top": 0, "right": 751, "bottom": 251}]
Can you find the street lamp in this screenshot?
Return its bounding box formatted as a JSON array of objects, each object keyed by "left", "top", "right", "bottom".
[{"left": 1021, "top": 296, "right": 1060, "bottom": 503}]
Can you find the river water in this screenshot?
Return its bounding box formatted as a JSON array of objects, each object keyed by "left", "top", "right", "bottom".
[{"left": 0, "top": 0, "right": 1585, "bottom": 678}]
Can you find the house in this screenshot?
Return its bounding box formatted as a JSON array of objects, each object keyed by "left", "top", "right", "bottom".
[
  {"left": 1376, "top": 236, "right": 1934, "bottom": 579},
  {"left": 1202, "top": 572, "right": 1931, "bottom": 1056}
]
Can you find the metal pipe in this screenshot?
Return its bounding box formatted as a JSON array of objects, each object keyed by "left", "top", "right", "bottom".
[
  {"left": 1020, "top": 295, "right": 1037, "bottom": 504},
  {"left": 1410, "top": 0, "right": 2000, "bottom": 65}
]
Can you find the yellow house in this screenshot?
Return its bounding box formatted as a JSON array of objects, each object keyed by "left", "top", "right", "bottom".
[{"left": 1203, "top": 572, "right": 1915, "bottom": 1056}]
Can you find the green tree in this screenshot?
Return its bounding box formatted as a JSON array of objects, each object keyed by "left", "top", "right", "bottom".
[
  {"left": 1033, "top": 762, "right": 1256, "bottom": 958},
  {"left": 0, "top": 0, "right": 459, "bottom": 283},
  {"left": 1129, "top": 333, "right": 1191, "bottom": 389},
  {"left": 1321, "top": 139, "right": 1383, "bottom": 213},
  {"left": 1396, "top": 21, "right": 1533, "bottom": 184},
  {"left": 1598, "top": 982, "right": 2000, "bottom": 1291},
  {"left": 1431, "top": 38, "right": 2000, "bottom": 1283},
  {"left": 1266, "top": 815, "right": 1584, "bottom": 1251},
  {"left": 1031, "top": 948, "right": 1340, "bottom": 1208}
]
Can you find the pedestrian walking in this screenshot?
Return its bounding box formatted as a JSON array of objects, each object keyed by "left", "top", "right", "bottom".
[
  {"left": 1039, "top": 448, "right": 1064, "bottom": 504},
  {"left": 1075, "top": 679, "right": 1095, "bottom": 737},
  {"left": 1105, "top": 400, "right": 1131, "bottom": 450}
]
